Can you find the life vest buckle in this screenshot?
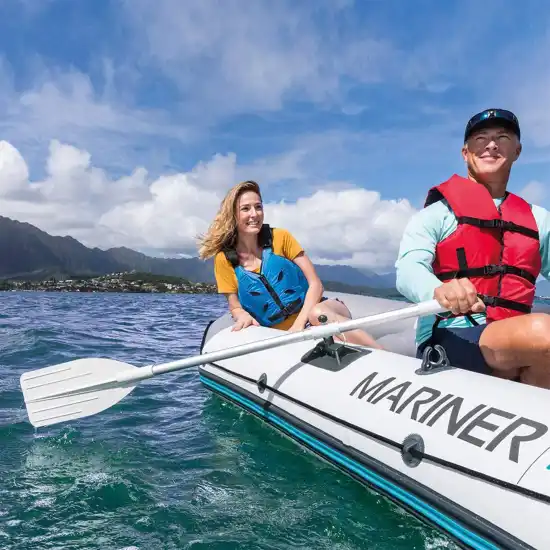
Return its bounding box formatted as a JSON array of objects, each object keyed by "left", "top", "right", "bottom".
[
  {"left": 479, "top": 294, "right": 496, "bottom": 307},
  {"left": 501, "top": 220, "right": 518, "bottom": 231},
  {"left": 280, "top": 302, "right": 300, "bottom": 317},
  {"left": 483, "top": 264, "right": 504, "bottom": 276}
]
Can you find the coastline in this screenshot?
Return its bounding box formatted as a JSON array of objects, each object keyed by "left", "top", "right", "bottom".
[
  {"left": 0, "top": 271, "right": 217, "bottom": 294},
  {"left": 0, "top": 270, "right": 408, "bottom": 300}
]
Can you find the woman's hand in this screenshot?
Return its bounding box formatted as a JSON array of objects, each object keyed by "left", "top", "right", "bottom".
[
  {"left": 231, "top": 310, "right": 259, "bottom": 331},
  {"left": 288, "top": 318, "right": 307, "bottom": 332}
]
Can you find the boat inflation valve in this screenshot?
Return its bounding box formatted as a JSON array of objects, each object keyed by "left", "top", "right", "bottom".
[
  {"left": 416, "top": 344, "right": 454, "bottom": 375},
  {"left": 401, "top": 434, "right": 424, "bottom": 467},
  {"left": 257, "top": 373, "right": 267, "bottom": 394}
]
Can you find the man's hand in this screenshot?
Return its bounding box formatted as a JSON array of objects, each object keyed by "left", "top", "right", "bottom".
[
  {"left": 433, "top": 278, "right": 486, "bottom": 315},
  {"left": 231, "top": 311, "right": 259, "bottom": 331}
]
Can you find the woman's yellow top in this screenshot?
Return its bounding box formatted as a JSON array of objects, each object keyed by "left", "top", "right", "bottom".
[{"left": 214, "top": 228, "right": 304, "bottom": 330}]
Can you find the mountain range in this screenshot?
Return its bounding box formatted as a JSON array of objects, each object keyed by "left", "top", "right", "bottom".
[
  {"left": 4, "top": 215, "right": 549, "bottom": 297},
  {"left": 0, "top": 216, "right": 397, "bottom": 289}
]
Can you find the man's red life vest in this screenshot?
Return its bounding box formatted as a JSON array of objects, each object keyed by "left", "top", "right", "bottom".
[{"left": 424, "top": 174, "right": 541, "bottom": 323}]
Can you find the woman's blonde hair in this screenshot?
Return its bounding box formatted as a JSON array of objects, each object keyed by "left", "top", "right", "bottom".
[{"left": 197, "top": 180, "right": 263, "bottom": 260}]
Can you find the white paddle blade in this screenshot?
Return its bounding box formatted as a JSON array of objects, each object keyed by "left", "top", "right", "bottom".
[{"left": 20, "top": 358, "right": 138, "bottom": 428}]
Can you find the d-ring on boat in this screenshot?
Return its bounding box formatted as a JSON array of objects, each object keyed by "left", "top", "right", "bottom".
[{"left": 199, "top": 292, "right": 550, "bottom": 550}]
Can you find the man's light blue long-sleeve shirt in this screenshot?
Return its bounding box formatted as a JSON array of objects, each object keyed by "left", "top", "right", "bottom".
[{"left": 394, "top": 196, "right": 550, "bottom": 347}]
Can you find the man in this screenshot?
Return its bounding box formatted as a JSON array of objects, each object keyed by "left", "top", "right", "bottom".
[{"left": 395, "top": 108, "right": 550, "bottom": 388}]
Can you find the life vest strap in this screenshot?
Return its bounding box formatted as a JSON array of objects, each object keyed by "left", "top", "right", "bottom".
[
  {"left": 477, "top": 294, "right": 532, "bottom": 314},
  {"left": 433, "top": 296, "right": 530, "bottom": 326},
  {"left": 432, "top": 312, "right": 479, "bottom": 329},
  {"left": 267, "top": 297, "right": 303, "bottom": 323},
  {"left": 456, "top": 216, "right": 539, "bottom": 240},
  {"left": 223, "top": 224, "right": 274, "bottom": 268},
  {"left": 437, "top": 264, "right": 537, "bottom": 285},
  {"left": 224, "top": 248, "right": 239, "bottom": 268}
]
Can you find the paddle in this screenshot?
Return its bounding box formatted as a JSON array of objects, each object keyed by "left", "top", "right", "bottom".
[{"left": 20, "top": 299, "right": 446, "bottom": 428}]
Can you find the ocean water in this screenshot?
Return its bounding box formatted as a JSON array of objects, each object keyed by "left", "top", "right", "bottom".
[{"left": 0, "top": 291, "right": 458, "bottom": 550}]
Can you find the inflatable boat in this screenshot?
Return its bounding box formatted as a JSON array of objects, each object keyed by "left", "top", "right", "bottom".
[{"left": 199, "top": 292, "right": 550, "bottom": 550}]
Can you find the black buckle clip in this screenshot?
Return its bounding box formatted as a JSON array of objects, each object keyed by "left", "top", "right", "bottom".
[
  {"left": 281, "top": 299, "right": 302, "bottom": 317},
  {"left": 483, "top": 264, "right": 503, "bottom": 276},
  {"left": 478, "top": 293, "right": 496, "bottom": 307},
  {"left": 269, "top": 299, "right": 302, "bottom": 323}
]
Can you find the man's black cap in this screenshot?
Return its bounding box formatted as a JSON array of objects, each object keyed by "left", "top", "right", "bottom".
[{"left": 464, "top": 108, "right": 520, "bottom": 142}]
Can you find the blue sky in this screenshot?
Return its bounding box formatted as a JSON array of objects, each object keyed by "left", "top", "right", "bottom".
[{"left": 0, "top": 0, "right": 549, "bottom": 269}]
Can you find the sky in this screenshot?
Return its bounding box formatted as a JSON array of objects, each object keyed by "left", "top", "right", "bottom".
[{"left": 1, "top": 0, "right": 549, "bottom": 273}]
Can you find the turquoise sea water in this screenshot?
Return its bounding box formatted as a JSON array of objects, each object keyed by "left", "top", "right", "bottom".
[{"left": 0, "top": 291, "right": 459, "bottom": 549}]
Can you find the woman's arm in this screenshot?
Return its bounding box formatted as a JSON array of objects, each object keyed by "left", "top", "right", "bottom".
[
  {"left": 290, "top": 252, "right": 324, "bottom": 330},
  {"left": 226, "top": 293, "right": 259, "bottom": 331},
  {"left": 215, "top": 253, "right": 257, "bottom": 330}
]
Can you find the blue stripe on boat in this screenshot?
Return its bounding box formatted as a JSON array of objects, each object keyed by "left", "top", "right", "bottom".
[{"left": 200, "top": 375, "right": 500, "bottom": 550}]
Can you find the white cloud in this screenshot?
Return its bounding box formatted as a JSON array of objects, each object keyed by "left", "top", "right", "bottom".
[
  {"left": 266, "top": 189, "right": 416, "bottom": 270},
  {"left": 121, "top": 0, "right": 399, "bottom": 116},
  {"left": 518, "top": 180, "right": 546, "bottom": 205},
  {"left": 0, "top": 141, "right": 30, "bottom": 197},
  {"left": 0, "top": 139, "right": 415, "bottom": 270},
  {"left": 236, "top": 149, "right": 308, "bottom": 185},
  {"left": 0, "top": 60, "right": 192, "bottom": 175},
  {"left": 512, "top": 69, "right": 550, "bottom": 150},
  {"left": 486, "top": 17, "right": 550, "bottom": 155},
  {"left": 4, "top": 0, "right": 535, "bottom": 192},
  {"left": 120, "top": 0, "right": 518, "bottom": 122}
]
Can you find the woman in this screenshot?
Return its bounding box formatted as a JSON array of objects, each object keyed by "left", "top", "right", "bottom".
[{"left": 198, "top": 180, "right": 381, "bottom": 348}]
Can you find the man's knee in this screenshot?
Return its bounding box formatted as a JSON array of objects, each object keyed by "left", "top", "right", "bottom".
[{"left": 527, "top": 313, "right": 550, "bottom": 355}]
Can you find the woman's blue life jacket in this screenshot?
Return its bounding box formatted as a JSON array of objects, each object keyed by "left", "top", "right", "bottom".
[{"left": 223, "top": 224, "right": 309, "bottom": 327}]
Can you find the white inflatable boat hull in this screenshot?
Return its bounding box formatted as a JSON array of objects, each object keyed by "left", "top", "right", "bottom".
[{"left": 199, "top": 292, "right": 550, "bottom": 550}]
